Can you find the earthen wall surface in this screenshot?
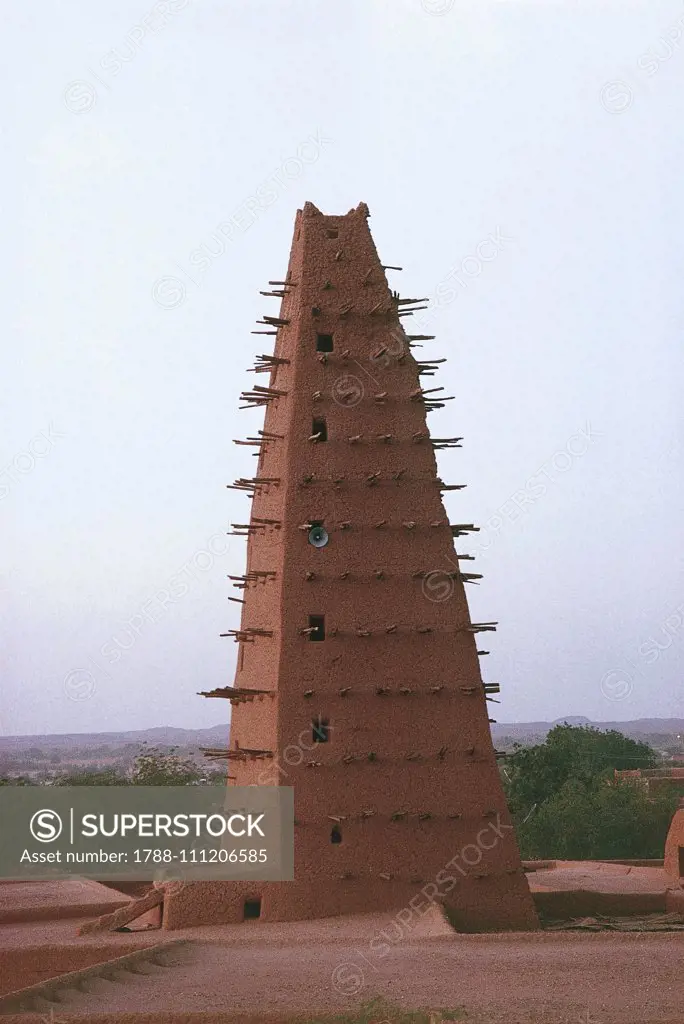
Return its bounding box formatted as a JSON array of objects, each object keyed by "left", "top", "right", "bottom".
[
  {"left": 166, "top": 203, "right": 538, "bottom": 931},
  {"left": 664, "top": 808, "right": 684, "bottom": 885}
]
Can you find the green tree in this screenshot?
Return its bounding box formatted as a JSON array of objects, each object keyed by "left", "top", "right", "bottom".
[
  {"left": 47, "top": 748, "right": 224, "bottom": 786},
  {"left": 1, "top": 749, "right": 224, "bottom": 787},
  {"left": 503, "top": 725, "right": 675, "bottom": 860},
  {"left": 53, "top": 767, "right": 125, "bottom": 786},
  {"left": 504, "top": 724, "right": 656, "bottom": 817},
  {"left": 130, "top": 746, "right": 224, "bottom": 786},
  {"left": 517, "top": 778, "right": 677, "bottom": 860}
]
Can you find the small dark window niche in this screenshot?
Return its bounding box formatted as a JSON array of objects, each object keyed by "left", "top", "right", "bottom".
[
  {"left": 316, "top": 333, "right": 334, "bottom": 352},
  {"left": 312, "top": 716, "right": 330, "bottom": 743},
  {"left": 243, "top": 898, "right": 261, "bottom": 920},
  {"left": 308, "top": 615, "right": 325, "bottom": 641},
  {"left": 326, "top": 229, "right": 339, "bottom": 239},
  {"left": 311, "top": 417, "right": 327, "bottom": 442},
  {"left": 330, "top": 825, "right": 342, "bottom": 844}
]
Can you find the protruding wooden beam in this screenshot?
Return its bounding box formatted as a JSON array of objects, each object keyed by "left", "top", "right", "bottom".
[
  {"left": 198, "top": 686, "right": 274, "bottom": 702},
  {"left": 201, "top": 747, "right": 273, "bottom": 761},
  {"left": 260, "top": 315, "right": 290, "bottom": 326},
  {"left": 450, "top": 523, "right": 480, "bottom": 535},
  {"left": 252, "top": 385, "right": 288, "bottom": 397}
]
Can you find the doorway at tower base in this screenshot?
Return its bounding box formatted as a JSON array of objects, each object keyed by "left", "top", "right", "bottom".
[{"left": 161, "top": 877, "right": 540, "bottom": 931}]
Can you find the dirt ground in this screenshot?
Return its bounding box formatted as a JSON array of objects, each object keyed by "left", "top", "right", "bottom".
[
  {"left": 1, "top": 913, "right": 683, "bottom": 1023},
  {"left": 1, "top": 869, "right": 683, "bottom": 1023}
]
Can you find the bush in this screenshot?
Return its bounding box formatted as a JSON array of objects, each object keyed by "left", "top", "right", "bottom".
[
  {"left": 517, "top": 778, "right": 677, "bottom": 860},
  {"left": 504, "top": 725, "right": 675, "bottom": 860}
]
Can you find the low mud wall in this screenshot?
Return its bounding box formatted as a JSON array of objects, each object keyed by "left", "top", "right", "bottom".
[
  {"left": 0, "top": 898, "right": 128, "bottom": 926},
  {"left": 533, "top": 889, "right": 666, "bottom": 919}
]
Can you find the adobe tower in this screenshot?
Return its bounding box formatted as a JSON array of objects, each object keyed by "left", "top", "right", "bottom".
[{"left": 164, "top": 201, "right": 538, "bottom": 931}]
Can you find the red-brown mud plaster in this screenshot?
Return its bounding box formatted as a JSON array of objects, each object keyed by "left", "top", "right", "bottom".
[{"left": 165, "top": 202, "right": 538, "bottom": 931}]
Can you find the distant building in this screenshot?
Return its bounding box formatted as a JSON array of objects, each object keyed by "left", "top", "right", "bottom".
[{"left": 614, "top": 767, "right": 684, "bottom": 798}]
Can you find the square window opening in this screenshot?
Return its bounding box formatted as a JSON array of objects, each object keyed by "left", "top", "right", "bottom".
[
  {"left": 316, "top": 333, "right": 334, "bottom": 353},
  {"left": 243, "top": 898, "right": 261, "bottom": 920},
  {"left": 326, "top": 229, "right": 339, "bottom": 239},
  {"left": 308, "top": 615, "right": 325, "bottom": 642},
  {"left": 312, "top": 418, "right": 328, "bottom": 442}
]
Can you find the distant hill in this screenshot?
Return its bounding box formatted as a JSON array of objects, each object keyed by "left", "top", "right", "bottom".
[
  {"left": 0, "top": 725, "right": 229, "bottom": 753},
  {"left": 491, "top": 718, "right": 684, "bottom": 748},
  {"left": 1, "top": 718, "right": 682, "bottom": 752}
]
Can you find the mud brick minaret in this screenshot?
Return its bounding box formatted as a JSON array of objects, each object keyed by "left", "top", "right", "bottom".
[{"left": 164, "top": 201, "right": 538, "bottom": 931}]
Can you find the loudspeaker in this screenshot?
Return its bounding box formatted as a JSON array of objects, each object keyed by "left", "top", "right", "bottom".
[{"left": 308, "top": 525, "right": 329, "bottom": 548}]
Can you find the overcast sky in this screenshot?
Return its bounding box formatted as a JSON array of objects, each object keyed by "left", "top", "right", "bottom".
[{"left": 3, "top": 0, "right": 683, "bottom": 736}]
